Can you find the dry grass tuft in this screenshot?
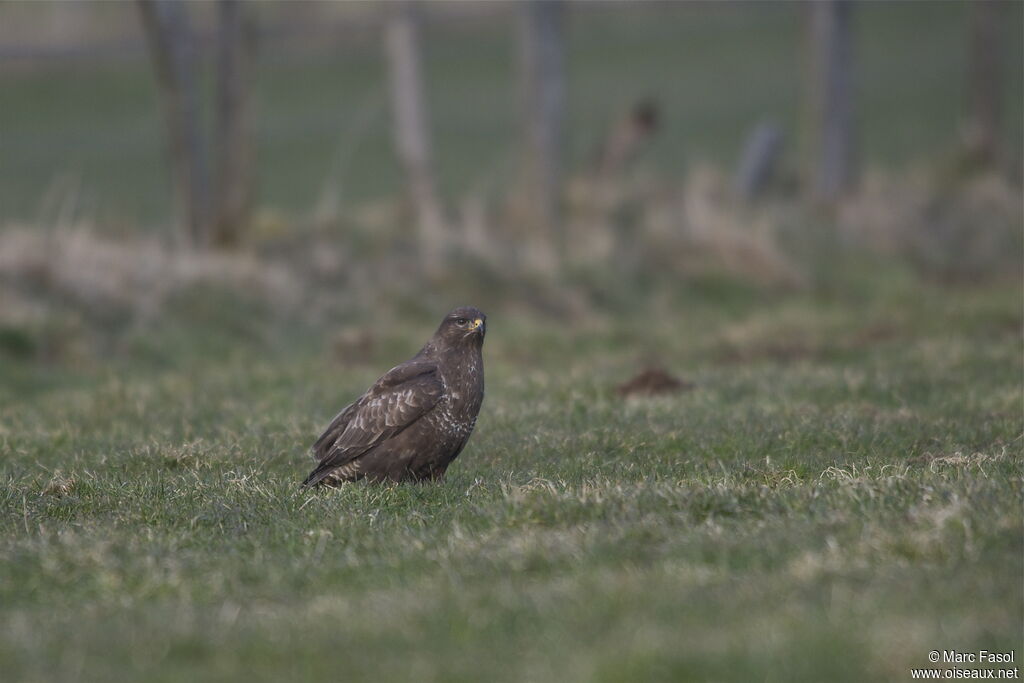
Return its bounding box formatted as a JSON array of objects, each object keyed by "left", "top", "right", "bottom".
[
  {"left": 670, "top": 165, "right": 805, "bottom": 289},
  {"left": 41, "top": 472, "right": 76, "bottom": 497},
  {"left": 0, "top": 226, "right": 303, "bottom": 321},
  {"left": 908, "top": 449, "right": 1011, "bottom": 470},
  {"left": 839, "top": 167, "right": 1023, "bottom": 280},
  {"left": 565, "top": 165, "right": 806, "bottom": 289}
]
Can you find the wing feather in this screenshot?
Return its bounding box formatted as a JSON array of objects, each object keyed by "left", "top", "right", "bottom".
[{"left": 303, "top": 361, "right": 444, "bottom": 486}]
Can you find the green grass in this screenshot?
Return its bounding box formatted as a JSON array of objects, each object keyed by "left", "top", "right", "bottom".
[
  {"left": 1, "top": 273, "right": 1021, "bottom": 682},
  {"left": 1, "top": 2, "right": 1021, "bottom": 226}
]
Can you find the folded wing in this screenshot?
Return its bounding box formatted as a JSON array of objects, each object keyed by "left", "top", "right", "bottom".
[{"left": 303, "top": 361, "right": 444, "bottom": 486}]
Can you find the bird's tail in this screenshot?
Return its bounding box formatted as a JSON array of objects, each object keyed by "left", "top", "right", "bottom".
[
  {"left": 301, "top": 458, "right": 362, "bottom": 488},
  {"left": 300, "top": 465, "right": 330, "bottom": 488}
]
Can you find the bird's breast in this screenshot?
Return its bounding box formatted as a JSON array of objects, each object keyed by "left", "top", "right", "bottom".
[{"left": 436, "top": 357, "right": 483, "bottom": 424}]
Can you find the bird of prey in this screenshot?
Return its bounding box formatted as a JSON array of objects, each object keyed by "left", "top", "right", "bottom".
[{"left": 302, "top": 307, "right": 486, "bottom": 486}]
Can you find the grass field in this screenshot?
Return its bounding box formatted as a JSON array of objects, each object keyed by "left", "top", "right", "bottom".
[{"left": 1, "top": 266, "right": 1021, "bottom": 682}]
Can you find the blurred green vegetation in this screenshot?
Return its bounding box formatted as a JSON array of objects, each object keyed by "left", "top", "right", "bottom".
[{"left": 1, "top": 2, "right": 1020, "bottom": 227}]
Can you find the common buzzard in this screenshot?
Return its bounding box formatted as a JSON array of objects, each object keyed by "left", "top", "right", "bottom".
[{"left": 301, "top": 307, "right": 486, "bottom": 486}]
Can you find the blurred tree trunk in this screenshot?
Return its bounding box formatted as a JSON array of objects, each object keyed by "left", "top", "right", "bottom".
[
  {"left": 734, "top": 120, "right": 784, "bottom": 202},
  {"left": 519, "top": 0, "right": 566, "bottom": 272},
  {"left": 962, "top": 0, "right": 1003, "bottom": 167},
  {"left": 212, "top": 0, "right": 256, "bottom": 247},
  {"left": 803, "top": 0, "right": 856, "bottom": 205},
  {"left": 137, "top": 0, "right": 210, "bottom": 247},
  {"left": 385, "top": 1, "right": 446, "bottom": 275}
]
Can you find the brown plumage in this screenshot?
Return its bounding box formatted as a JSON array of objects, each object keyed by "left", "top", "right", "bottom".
[{"left": 302, "top": 307, "right": 486, "bottom": 486}]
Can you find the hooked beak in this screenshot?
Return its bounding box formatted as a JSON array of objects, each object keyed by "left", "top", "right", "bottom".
[{"left": 465, "top": 318, "right": 485, "bottom": 338}]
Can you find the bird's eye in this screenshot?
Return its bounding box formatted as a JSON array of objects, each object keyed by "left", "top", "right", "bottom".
[{"left": 455, "top": 318, "right": 468, "bottom": 326}]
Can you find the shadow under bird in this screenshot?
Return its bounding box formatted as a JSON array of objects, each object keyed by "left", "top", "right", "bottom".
[{"left": 302, "top": 307, "right": 486, "bottom": 486}]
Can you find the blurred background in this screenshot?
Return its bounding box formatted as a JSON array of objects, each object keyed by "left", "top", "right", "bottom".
[{"left": 0, "top": 0, "right": 1021, "bottom": 372}]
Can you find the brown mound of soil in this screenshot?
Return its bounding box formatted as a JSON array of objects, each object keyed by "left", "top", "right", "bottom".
[{"left": 616, "top": 367, "right": 692, "bottom": 397}]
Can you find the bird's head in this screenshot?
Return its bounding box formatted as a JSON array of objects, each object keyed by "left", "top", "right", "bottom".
[{"left": 434, "top": 306, "right": 486, "bottom": 348}]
